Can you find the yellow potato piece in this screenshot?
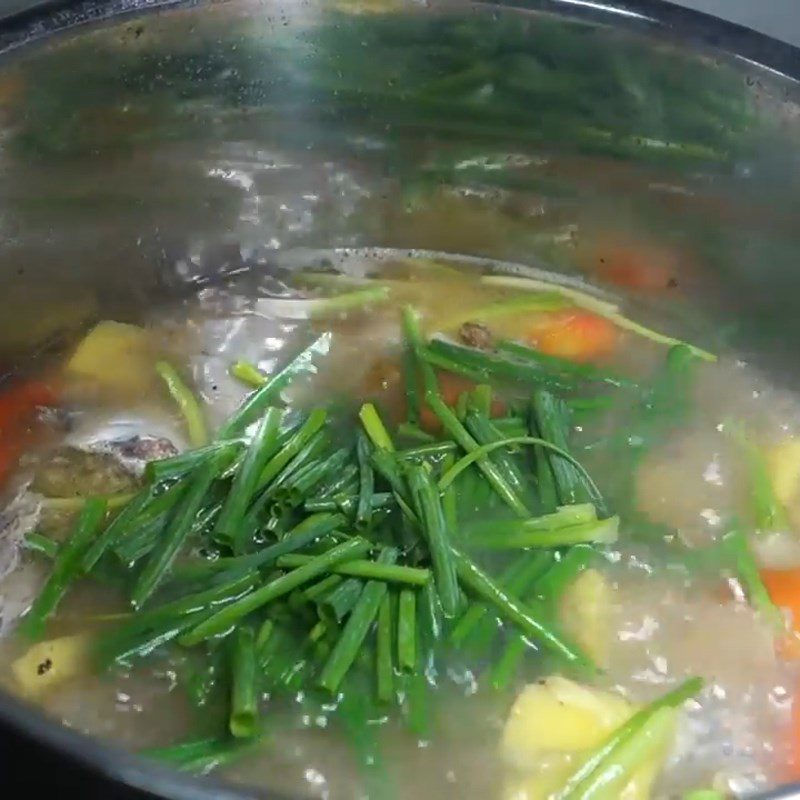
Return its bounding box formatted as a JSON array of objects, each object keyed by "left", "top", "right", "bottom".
[
  {"left": 65, "top": 320, "right": 156, "bottom": 397},
  {"left": 12, "top": 633, "right": 92, "bottom": 697},
  {"left": 559, "top": 568, "right": 613, "bottom": 668},
  {"left": 501, "top": 677, "right": 675, "bottom": 800},
  {"left": 501, "top": 676, "right": 632, "bottom": 765},
  {"left": 768, "top": 438, "right": 800, "bottom": 508}
]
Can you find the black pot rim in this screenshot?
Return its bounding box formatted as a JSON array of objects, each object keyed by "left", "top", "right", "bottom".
[{"left": 1, "top": 0, "right": 800, "bottom": 798}]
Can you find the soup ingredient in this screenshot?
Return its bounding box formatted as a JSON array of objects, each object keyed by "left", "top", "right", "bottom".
[
  {"left": 86, "top": 436, "right": 179, "bottom": 477},
  {"left": 65, "top": 321, "right": 156, "bottom": 396},
  {"left": 502, "top": 677, "right": 634, "bottom": 766},
  {"left": 532, "top": 390, "right": 607, "bottom": 514},
  {"left": 307, "top": 284, "right": 391, "bottom": 318},
  {"left": 482, "top": 275, "right": 716, "bottom": 361},
  {"left": 214, "top": 409, "right": 281, "bottom": 550},
  {"left": 359, "top": 403, "right": 395, "bottom": 451},
  {"left": 0, "top": 380, "right": 57, "bottom": 436},
  {"left": 436, "top": 292, "right": 567, "bottom": 333},
  {"left": 487, "top": 548, "right": 595, "bottom": 691},
  {"left": 317, "top": 547, "right": 396, "bottom": 693},
  {"left": 525, "top": 309, "right": 617, "bottom": 363},
  {"left": 495, "top": 339, "right": 635, "bottom": 389},
  {"left": 143, "top": 734, "right": 266, "bottom": 774},
  {"left": 467, "top": 513, "right": 619, "bottom": 550},
  {"left": 501, "top": 677, "right": 686, "bottom": 800},
  {"left": 397, "top": 588, "right": 416, "bottom": 672},
  {"left": 558, "top": 569, "right": 612, "bottom": 668},
  {"left": 20, "top": 497, "right": 107, "bottom": 638},
  {"left": 131, "top": 447, "right": 236, "bottom": 608},
  {"left": 218, "top": 332, "right": 331, "bottom": 439},
  {"left": 155, "top": 361, "right": 209, "bottom": 448},
  {"left": 766, "top": 438, "right": 800, "bottom": 514},
  {"left": 726, "top": 422, "right": 789, "bottom": 534},
  {"left": 760, "top": 568, "right": 800, "bottom": 658},
  {"left": 180, "top": 538, "right": 372, "bottom": 644},
  {"left": 12, "top": 632, "right": 92, "bottom": 697},
  {"left": 274, "top": 554, "right": 429, "bottom": 585},
  {"left": 481, "top": 275, "right": 619, "bottom": 319},
  {"left": 406, "top": 464, "right": 460, "bottom": 617},
  {"left": 723, "top": 529, "right": 783, "bottom": 628},
  {"left": 15, "top": 297, "right": 617, "bottom": 770},
  {"left": 452, "top": 551, "right": 589, "bottom": 668},
  {"left": 417, "top": 371, "right": 504, "bottom": 434},
  {"left": 0, "top": 379, "right": 59, "bottom": 489},
  {"left": 3, "top": 262, "right": 768, "bottom": 799},
  {"left": 31, "top": 446, "right": 142, "bottom": 499},
  {"left": 230, "top": 361, "right": 266, "bottom": 389},
  {"left": 420, "top": 389, "right": 530, "bottom": 517},
  {"left": 375, "top": 594, "right": 394, "bottom": 703},
  {"left": 229, "top": 625, "right": 259, "bottom": 738},
  {"left": 554, "top": 677, "right": 702, "bottom": 799},
  {"left": 459, "top": 321, "right": 493, "bottom": 350}
]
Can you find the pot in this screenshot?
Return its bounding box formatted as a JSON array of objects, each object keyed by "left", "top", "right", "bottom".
[{"left": 1, "top": 0, "right": 800, "bottom": 797}]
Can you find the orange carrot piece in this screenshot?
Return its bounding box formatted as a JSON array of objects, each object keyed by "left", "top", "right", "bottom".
[
  {"left": 0, "top": 378, "right": 60, "bottom": 489},
  {"left": 525, "top": 309, "right": 617, "bottom": 364},
  {"left": 761, "top": 569, "right": 800, "bottom": 661},
  {"left": 0, "top": 379, "right": 57, "bottom": 436}
]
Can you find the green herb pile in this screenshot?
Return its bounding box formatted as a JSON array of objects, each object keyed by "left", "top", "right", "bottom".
[{"left": 15, "top": 296, "right": 739, "bottom": 786}]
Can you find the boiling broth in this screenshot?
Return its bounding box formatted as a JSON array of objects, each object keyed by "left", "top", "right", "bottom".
[{"left": 0, "top": 249, "right": 795, "bottom": 800}]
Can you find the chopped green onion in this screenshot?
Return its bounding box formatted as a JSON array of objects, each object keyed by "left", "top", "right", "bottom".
[
  {"left": 453, "top": 550, "right": 591, "bottom": 669},
  {"left": 556, "top": 677, "right": 703, "bottom": 799},
  {"left": 180, "top": 538, "right": 371, "bottom": 645},
  {"left": 318, "top": 548, "right": 397, "bottom": 693},
  {"left": 376, "top": 594, "right": 394, "bottom": 703},
  {"left": 359, "top": 403, "right": 395, "bottom": 452},
  {"left": 21, "top": 498, "right": 108, "bottom": 639},
  {"left": 230, "top": 625, "right": 259, "bottom": 738},
  {"left": 131, "top": 449, "right": 234, "bottom": 608},
  {"left": 220, "top": 333, "right": 331, "bottom": 438},
  {"left": 155, "top": 361, "right": 209, "bottom": 447},
  {"left": 406, "top": 463, "right": 460, "bottom": 617},
  {"left": 276, "top": 554, "right": 429, "bottom": 586},
  {"left": 397, "top": 588, "right": 417, "bottom": 673}
]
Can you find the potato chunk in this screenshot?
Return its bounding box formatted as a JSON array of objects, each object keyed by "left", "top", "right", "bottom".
[
  {"left": 558, "top": 568, "right": 613, "bottom": 668},
  {"left": 12, "top": 633, "right": 91, "bottom": 697},
  {"left": 66, "top": 320, "right": 156, "bottom": 397},
  {"left": 502, "top": 677, "right": 674, "bottom": 800}
]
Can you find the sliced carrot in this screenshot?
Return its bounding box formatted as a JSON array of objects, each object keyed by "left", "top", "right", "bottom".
[
  {"left": 419, "top": 372, "right": 504, "bottom": 433},
  {"left": 762, "top": 569, "right": 800, "bottom": 618},
  {"left": 525, "top": 309, "right": 617, "bottom": 364},
  {"left": 0, "top": 378, "right": 60, "bottom": 490},
  {"left": 0, "top": 379, "right": 57, "bottom": 436},
  {"left": 760, "top": 569, "right": 800, "bottom": 661}
]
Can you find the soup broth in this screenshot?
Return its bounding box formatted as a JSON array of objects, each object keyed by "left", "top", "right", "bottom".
[{"left": 0, "top": 248, "right": 796, "bottom": 800}]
